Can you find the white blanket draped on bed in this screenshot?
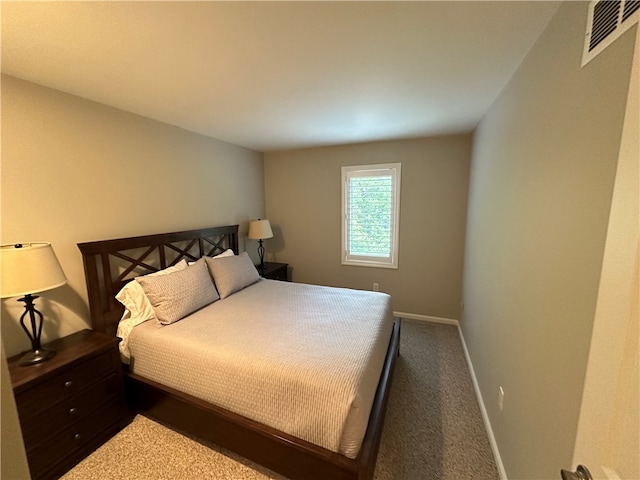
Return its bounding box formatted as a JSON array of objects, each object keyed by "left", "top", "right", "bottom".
[{"left": 125, "top": 279, "right": 394, "bottom": 458}]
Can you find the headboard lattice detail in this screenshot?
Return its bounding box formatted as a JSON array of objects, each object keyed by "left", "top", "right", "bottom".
[{"left": 78, "top": 225, "right": 239, "bottom": 336}]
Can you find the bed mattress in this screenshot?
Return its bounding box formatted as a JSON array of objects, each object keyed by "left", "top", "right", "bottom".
[{"left": 126, "top": 279, "right": 394, "bottom": 458}]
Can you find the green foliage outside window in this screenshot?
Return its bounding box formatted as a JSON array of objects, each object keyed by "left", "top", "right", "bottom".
[{"left": 348, "top": 176, "right": 392, "bottom": 257}]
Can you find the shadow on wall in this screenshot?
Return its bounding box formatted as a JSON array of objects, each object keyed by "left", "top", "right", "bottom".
[{"left": 265, "top": 225, "right": 286, "bottom": 260}]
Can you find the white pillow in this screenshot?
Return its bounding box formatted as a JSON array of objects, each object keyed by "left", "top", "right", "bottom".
[
  {"left": 188, "top": 248, "right": 235, "bottom": 265},
  {"left": 205, "top": 251, "right": 260, "bottom": 299},
  {"left": 115, "top": 260, "right": 189, "bottom": 359},
  {"left": 115, "top": 259, "right": 188, "bottom": 325},
  {"left": 136, "top": 258, "right": 219, "bottom": 325}
]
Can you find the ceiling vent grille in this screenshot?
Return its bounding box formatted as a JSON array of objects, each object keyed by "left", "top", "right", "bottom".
[{"left": 583, "top": 0, "right": 639, "bottom": 66}]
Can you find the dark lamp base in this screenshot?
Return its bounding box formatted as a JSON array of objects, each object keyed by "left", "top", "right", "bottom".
[{"left": 18, "top": 348, "right": 56, "bottom": 366}]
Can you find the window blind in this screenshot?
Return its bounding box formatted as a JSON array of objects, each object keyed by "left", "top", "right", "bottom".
[{"left": 341, "top": 163, "right": 401, "bottom": 269}]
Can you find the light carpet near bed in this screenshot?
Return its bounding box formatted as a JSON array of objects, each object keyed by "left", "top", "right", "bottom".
[{"left": 61, "top": 320, "right": 499, "bottom": 480}]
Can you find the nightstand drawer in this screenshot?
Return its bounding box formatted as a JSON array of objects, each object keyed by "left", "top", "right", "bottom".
[
  {"left": 9, "top": 330, "right": 126, "bottom": 480},
  {"left": 16, "top": 350, "right": 114, "bottom": 419},
  {"left": 20, "top": 374, "right": 120, "bottom": 450},
  {"left": 268, "top": 268, "right": 287, "bottom": 281},
  {"left": 26, "top": 400, "right": 122, "bottom": 480}
]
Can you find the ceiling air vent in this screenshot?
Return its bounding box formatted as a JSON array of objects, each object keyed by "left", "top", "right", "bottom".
[{"left": 583, "top": 0, "right": 639, "bottom": 66}]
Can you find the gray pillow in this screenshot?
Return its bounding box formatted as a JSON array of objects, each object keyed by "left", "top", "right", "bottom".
[
  {"left": 136, "top": 258, "right": 219, "bottom": 325},
  {"left": 205, "top": 251, "right": 260, "bottom": 299}
]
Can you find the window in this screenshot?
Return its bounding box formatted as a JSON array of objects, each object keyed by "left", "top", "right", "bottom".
[{"left": 341, "top": 163, "right": 401, "bottom": 268}]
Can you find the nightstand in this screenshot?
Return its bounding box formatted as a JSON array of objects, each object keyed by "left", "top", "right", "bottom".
[
  {"left": 8, "top": 329, "right": 127, "bottom": 480},
  {"left": 257, "top": 262, "right": 289, "bottom": 281}
]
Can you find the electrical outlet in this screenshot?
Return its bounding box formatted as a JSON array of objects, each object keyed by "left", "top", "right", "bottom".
[
  {"left": 373, "top": 283, "right": 379, "bottom": 292},
  {"left": 498, "top": 386, "right": 505, "bottom": 411}
]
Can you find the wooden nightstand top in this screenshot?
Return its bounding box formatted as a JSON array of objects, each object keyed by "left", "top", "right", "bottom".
[{"left": 8, "top": 329, "right": 120, "bottom": 393}]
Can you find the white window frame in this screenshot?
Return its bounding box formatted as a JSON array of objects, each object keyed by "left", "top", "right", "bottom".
[{"left": 341, "top": 163, "right": 401, "bottom": 269}]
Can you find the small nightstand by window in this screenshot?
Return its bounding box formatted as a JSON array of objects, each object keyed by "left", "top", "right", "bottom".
[{"left": 257, "top": 262, "right": 289, "bottom": 281}]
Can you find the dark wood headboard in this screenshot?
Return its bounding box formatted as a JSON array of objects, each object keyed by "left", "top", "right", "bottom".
[{"left": 77, "top": 225, "right": 239, "bottom": 336}]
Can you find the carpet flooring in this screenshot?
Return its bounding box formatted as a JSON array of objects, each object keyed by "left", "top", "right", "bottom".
[{"left": 61, "top": 320, "right": 499, "bottom": 480}]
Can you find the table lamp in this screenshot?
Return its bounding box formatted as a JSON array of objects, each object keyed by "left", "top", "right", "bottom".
[
  {"left": 1, "top": 243, "right": 67, "bottom": 366},
  {"left": 248, "top": 219, "right": 273, "bottom": 270}
]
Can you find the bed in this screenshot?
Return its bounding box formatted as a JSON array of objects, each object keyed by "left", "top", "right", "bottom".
[{"left": 77, "top": 224, "right": 400, "bottom": 480}]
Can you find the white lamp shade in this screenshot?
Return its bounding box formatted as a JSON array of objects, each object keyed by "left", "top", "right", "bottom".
[
  {"left": 248, "top": 219, "right": 273, "bottom": 240},
  {"left": 0, "top": 243, "right": 67, "bottom": 298}
]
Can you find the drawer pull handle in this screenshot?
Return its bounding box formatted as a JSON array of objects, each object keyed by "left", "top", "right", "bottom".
[
  {"left": 64, "top": 381, "right": 73, "bottom": 388},
  {"left": 69, "top": 407, "right": 77, "bottom": 415},
  {"left": 73, "top": 433, "right": 81, "bottom": 441}
]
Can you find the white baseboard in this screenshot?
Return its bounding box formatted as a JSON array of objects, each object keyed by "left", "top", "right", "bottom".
[
  {"left": 394, "top": 311, "right": 508, "bottom": 480},
  {"left": 456, "top": 327, "right": 508, "bottom": 480},
  {"left": 393, "top": 311, "right": 459, "bottom": 325}
]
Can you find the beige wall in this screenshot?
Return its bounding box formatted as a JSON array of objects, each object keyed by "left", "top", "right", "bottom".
[
  {"left": 0, "top": 75, "right": 264, "bottom": 357},
  {"left": 264, "top": 135, "right": 471, "bottom": 319},
  {"left": 462, "top": 3, "right": 636, "bottom": 479}
]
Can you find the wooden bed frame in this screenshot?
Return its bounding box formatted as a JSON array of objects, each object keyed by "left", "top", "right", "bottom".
[{"left": 77, "top": 224, "right": 401, "bottom": 480}]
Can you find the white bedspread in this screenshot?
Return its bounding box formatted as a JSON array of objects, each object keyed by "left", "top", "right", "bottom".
[{"left": 126, "top": 279, "right": 394, "bottom": 458}]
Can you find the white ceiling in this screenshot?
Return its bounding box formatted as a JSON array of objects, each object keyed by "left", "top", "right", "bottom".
[{"left": 1, "top": 1, "right": 560, "bottom": 152}]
